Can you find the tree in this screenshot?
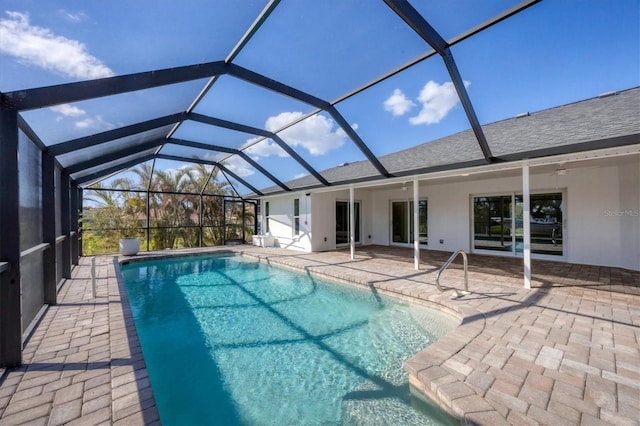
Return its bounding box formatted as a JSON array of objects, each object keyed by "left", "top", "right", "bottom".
[{"left": 82, "top": 180, "right": 144, "bottom": 254}]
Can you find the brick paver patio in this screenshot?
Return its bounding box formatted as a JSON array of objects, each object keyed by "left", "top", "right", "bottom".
[{"left": 0, "top": 246, "right": 638, "bottom": 425}]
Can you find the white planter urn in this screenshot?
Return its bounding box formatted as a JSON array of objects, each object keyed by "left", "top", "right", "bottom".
[{"left": 119, "top": 238, "right": 140, "bottom": 256}]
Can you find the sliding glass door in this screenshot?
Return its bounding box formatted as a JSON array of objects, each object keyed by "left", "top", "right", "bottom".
[
  {"left": 473, "top": 192, "right": 563, "bottom": 256},
  {"left": 473, "top": 196, "right": 513, "bottom": 252},
  {"left": 515, "top": 193, "right": 564, "bottom": 255},
  {"left": 392, "top": 202, "right": 408, "bottom": 243},
  {"left": 336, "top": 201, "right": 360, "bottom": 245},
  {"left": 391, "top": 200, "right": 427, "bottom": 245}
]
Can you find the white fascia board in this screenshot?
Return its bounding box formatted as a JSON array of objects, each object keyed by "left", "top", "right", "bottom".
[
  {"left": 306, "top": 143, "right": 640, "bottom": 195},
  {"left": 254, "top": 142, "right": 640, "bottom": 199}
]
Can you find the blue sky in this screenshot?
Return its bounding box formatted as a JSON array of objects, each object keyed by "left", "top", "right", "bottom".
[{"left": 1, "top": 0, "right": 639, "bottom": 194}]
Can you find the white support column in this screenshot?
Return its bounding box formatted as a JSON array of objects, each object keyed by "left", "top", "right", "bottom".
[
  {"left": 349, "top": 185, "right": 355, "bottom": 260},
  {"left": 523, "top": 164, "right": 532, "bottom": 289},
  {"left": 413, "top": 179, "right": 420, "bottom": 270}
]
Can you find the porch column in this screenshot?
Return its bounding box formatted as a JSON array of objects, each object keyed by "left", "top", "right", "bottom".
[
  {"left": 413, "top": 178, "right": 420, "bottom": 270},
  {"left": 42, "top": 153, "right": 57, "bottom": 305},
  {"left": 0, "top": 105, "right": 22, "bottom": 367},
  {"left": 78, "top": 187, "right": 84, "bottom": 257},
  {"left": 523, "top": 164, "right": 531, "bottom": 289},
  {"left": 349, "top": 185, "right": 355, "bottom": 260},
  {"left": 60, "top": 172, "right": 71, "bottom": 279},
  {"left": 70, "top": 182, "right": 79, "bottom": 265}
]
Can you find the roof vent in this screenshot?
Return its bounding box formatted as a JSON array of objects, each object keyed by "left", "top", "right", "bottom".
[
  {"left": 598, "top": 90, "right": 617, "bottom": 98},
  {"left": 338, "top": 162, "right": 350, "bottom": 167},
  {"left": 515, "top": 112, "right": 529, "bottom": 118}
]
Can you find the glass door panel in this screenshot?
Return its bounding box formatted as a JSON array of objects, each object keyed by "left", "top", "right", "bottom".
[
  {"left": 354, "top": 203, "right": 361, "bottom": 244},
  {"left": 419, "top": 200, "right": 428, "bottom": 244},
  {"left": 336, "top": 202, "right": 348, "bottom": 245},
  {"left": 530, "top": 193, "right": 563, "bottom": 256},
  {"left": 408, "top": 200, "right": 429, "bottom": 244},
  {"left": 473, "top": 196, "right": 513, "bottom": 252},
  {"left": 394, "top": 200, "right": 428, "bottom": 245},
  {"left": 336, "top": 201, "right": 360, "bottom": 245},
  {"left": 409, "top": 201, "right": 415, "bottom": 244},
  {"left": 515, "top": 195, "right": 524, "bottom": 254},
  {"left": 392, "top": 202, "right": 408, "bottom": 243}
]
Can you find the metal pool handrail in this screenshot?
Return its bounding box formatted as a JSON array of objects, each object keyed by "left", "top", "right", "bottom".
[{"left": 435, "top": 250, "right": 469, "bottom": 294}]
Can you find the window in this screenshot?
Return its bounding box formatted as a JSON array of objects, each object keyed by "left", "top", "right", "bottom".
[
  {"left": 265, "top": 201, "right": 270, "bottom": 234},
  {"left": 473, "top": 192, "right": 563, "bottom": 256},
  {"left": 293, "top": 198, "right": 300, "bottom": 236}
]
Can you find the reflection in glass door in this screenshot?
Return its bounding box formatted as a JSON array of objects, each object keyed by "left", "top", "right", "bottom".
[
  {"left": 473, "top": 196, "right": 513, "bottom": 252},
  {"left": 474, "top": 193, "right": 563, "bottom": 256},
  {"left": 336, "top": 201, "right": 360, "bottom": 245},
  {"left": 515, "top": 193, "right": 564, "bottom": 255}
]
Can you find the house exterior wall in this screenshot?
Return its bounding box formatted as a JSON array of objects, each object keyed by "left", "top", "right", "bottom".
[
  {"left": 431, "top": 160, "right": 637, "bottom": 270},
  {"left": 309, "top": 189, "right": 374, "bottom": 251},
  {"left": 619, "top": 159, "right": 640, "bottom": 269},
  {"left": 262, "top": 194, "right": 312, "bottom": 251},
  {"left": 261, "top": 157, "right": 639, "bottom": 270},
  {"left": 566, "top": 159, "right": 639, "bottom": 270},
  {"left": 310, "top": 191, "right": 335, "bottom": 251}
]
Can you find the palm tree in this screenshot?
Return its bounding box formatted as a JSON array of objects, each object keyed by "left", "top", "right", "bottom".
[
  {"left": 82, "top": 179, "right": 143, "bottom": 254},
  {"left": 82, "top": 160, "right": 255, "bottom": 253},
  {"left": 195, "top": 165, "right": 237, "bottom": 246}
]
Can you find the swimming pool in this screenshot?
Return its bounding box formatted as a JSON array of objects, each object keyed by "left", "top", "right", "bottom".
[{"left": 120, "top": 254, "right": 458, "bottom": 425}]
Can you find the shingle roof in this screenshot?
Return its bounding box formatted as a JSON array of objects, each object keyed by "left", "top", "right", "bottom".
[{"left": 260, "top": 87, "right": 640, "bottom": 195}]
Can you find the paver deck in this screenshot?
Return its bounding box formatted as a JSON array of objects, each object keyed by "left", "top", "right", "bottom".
[{"left": 0, "top": 245, "right": 638, "bottom": 425}]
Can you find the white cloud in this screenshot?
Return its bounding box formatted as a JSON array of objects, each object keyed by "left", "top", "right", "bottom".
[
  {"left": 58, "top": 10, "right": 88, "bottom": 23},
  {"left": 242, "top": 137, "right": 289, "bottom": 159},
  {"left": 228, "top": 112, "right": 353, "bottom": 175},
  {"left": 0, "top": 11, "right": 114, "bottom": 79},
  {"left": 74, "top": 115, "right": 115, "bottom": 131},
  {"left": 409, "top": 80, "right": 469, "bottom": 125},
  {"left": 266, "top": 112, "right": 347, "bottom": 156},
  {"left": 206, "top": 152, "right": 255, "bottom": 178},
  {"left": 221, "top": 155, "right": 255, "bottom": 178},
  {"left": 383, "top": 88, "right": 416, "bottom": 116},
  {"left": 50, "top": 103, "right": 86, "bottom": 117}
]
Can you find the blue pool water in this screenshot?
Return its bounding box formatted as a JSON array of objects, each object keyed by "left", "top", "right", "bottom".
[{"left": 120, "top": 254, "right": 458, "bottom": 425}]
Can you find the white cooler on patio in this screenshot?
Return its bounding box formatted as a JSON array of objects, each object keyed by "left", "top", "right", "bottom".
[{"left": 252, "top": 235, "right": 275, "bottom": 247}]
